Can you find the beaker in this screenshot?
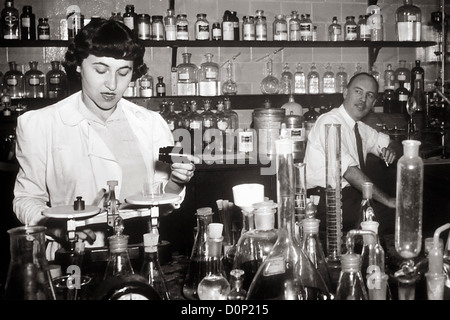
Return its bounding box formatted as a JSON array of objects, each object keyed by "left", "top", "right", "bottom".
[{"left": 4, "top": 225, "right": 56, "bottom": 300}]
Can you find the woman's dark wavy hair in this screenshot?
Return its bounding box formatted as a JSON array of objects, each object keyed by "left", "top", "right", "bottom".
[{"left": 63, "top": 18, "right": 147, "bottom": 84}]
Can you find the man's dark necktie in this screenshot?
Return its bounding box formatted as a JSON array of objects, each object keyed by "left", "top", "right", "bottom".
[{"left": 354, "top": 122, "right": 365, "bottom": 172}]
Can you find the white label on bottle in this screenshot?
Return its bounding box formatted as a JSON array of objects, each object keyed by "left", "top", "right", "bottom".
[
  {"left": 416, "top": 74, "right": 422, "bottom": 79},
  {"left": 205, "top": 71, "right": 217, "bottom": 79},
  {"left": 308, "top": 78, "right": 319, "bottom": 94},
  {"left": 399, "top": 94, "right": 408, "bottom": 101},
  {"left": 199, "top": 81, "right": 219, "bottom": 96},
  {"left": 140, "top": 79, "right": 151, "bottom": 87},
  {"left": 140, "top": 88, "right": 152, "bottom": 97},
  {"left": 50, "top": 77, "right": 61, "bottom": 84},
  {"left": 190, "top": 121, "right": 201, "bottom": 130},
  {"left": 177, "top": 83, "right": 196, "bottom": 96},
  {"left": 287, "top": 128, "right": 305, "bottom": 141},
  {"left": 243, "top": 24, "right": 255, "bottom": 40},
  {"left": 176, "top": 25, "right": 189, "bottom": 40},
  {"left": 22, "top": 17, "right": 30, "bottom": 28},
  {"left": 397, "top": 21, "right": 421, "bottom": 41},
  {"left": 222, "top": 22, "right": 234, "bottom": 40},
  {"left": 196, "top": 23, "right": 209, "bottom": 40},
  {"left": 165, "top": 25, "right": 176, "bottom": 40},
  {"left": 29, "top": 78, "right": 40, "bottom": 86},
  {"left": 123, "top": 17, "right": 134, "bottom": 30},
  {"left": 178, "top": 72, "right": 189, "bottom": 80},
  {"left": 398, "top": 74, "right": 406, "bottom": 81},
  {"left": 345, "top": 25, "right": 357, "bottom": 40},
  {"left": 218, "top": 120, "right": 228, "bottom": 131},
  {"left": 239, "top": 131, "right": 254, "bottom": 153},
  {"left": 263, "top": 255, "right": 286, "bottom": 276},
  {"left": 323, "top": 78, "right": 336, "bottom": 93},
  {"left": 7, "top": 78, "right": 17, "bottom": 86}
]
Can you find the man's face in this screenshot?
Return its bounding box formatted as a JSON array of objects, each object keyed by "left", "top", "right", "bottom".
[{"left": 342, "top": 74, "right": 378, "bottom": 121}]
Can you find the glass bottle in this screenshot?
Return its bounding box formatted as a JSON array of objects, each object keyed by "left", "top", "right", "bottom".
[
  {"left": 211, "top": 22, "right": 222, "bottom": 41},
  {"left": 300, "top": 13, "right": 313, "bottom": 41},
  {"left": 123, "top": 4, "right": 137, "bottom": 33},
  {"left": 151, "top": 15, "right": 164, "bottom": 41},
  {"left": 242, "top": 15, "right": 255, "bottom": 41},
  {"left": 357, "top": 182, "right": 378, "bottom": 228},
  {"left": 395, "top": 60, "right": 411, "bottom": 91},
  {"left": 4, "top": 225, "right": 56, "bottom": 300},
  {"left": 1, "top": 0, "right": 19, "bottom": 39},
  {"left": 384, "top": 63, "right": 395, "bottom": 91},
  {"left": 322, "top": 63, "right": 336, "bottom": 94},
  {"left": 328, "top": 16, "right": 342, "bottom": 41},
  {"left": 357, "top": 14, "right": 370, "bottom": 41},
  {"left": 335, "top": 253, "right": 368, "bottom": 300},
  {"left": 293, "top": 63, "right": 306, "bottom": 94},
  {"left": 139, "top": 72, "right": 153, "bottom": 98},
  {"left": 307, "top": 62, "right": 320, "bottom": 94},
  {"left": 367, "top": 5, "right": 384, "bottom": 41},
  {"left": 136, "top": 14, "right": 151, "bottom": 40},
  {"left": 273, "top": 14, "right": 288, "bottom": 41},
  {"left": 178, "top": 100, "right": 190, "bottom": 129},
  {"left": 344, "top": 16, "right": 357, "bottom": 41},
  {"left": 177, "top": 53, "right": 197, "bottom": 96},
  {"left": 197, "top": 223, "right": 231, "bottom": 300},
  {"left": 222, "top": 10, "right": 234, "bottom": 41},
  {"left": 335, "top": 64, "right": 348, "bottom": 94},
  {"left": 301, "top": 218, "right": 334, "bottom": 295},
  {"left": 289, "top": 11, "right": 301, "bottom": 41},
  {"left": 383, "top": 88, "right": 396, "bottom": 113},
  {"left": 279, "top": 63, "right": 293, "bottom": 95},
  {"left": 46, "top": 61, "right": 67, "bottom": 99},
  {"left": 303, "top": 105, "right": 320, "bottom": 138},
  {"left": 164, "top": 101, "right": 180, "bottom": 132},
  {"left": 412, "top": 77, "right": 425, "bottom": 113},
  {"left": 231, "top": 10, "right": 239, "bottom": 41},
  {"left": 255, "top": 10, "right": 267, "bottom": 41},
  {"left": 140, "top": 232, "right": 170, "bottom": 300},
  {"left": 103, "top": 224, "right": 134, "bottom": 280},
  {"left": 24, "top": 61, "right": 45, "bottom": 98},
  {"left": 216, "top": 100, "right": 231, "bottom": 133},
  {"left": 20, "top": 5, "right": 35, "bottom": 40},
  {"left": 110, "top": 12, "right": 123, "bottom": 23},
  {"left": 201, "top": 99, "right": 218, "bottom": 150},
  {"left": 183, "top": 207, "right": 214, "bottom": 300},
  {"left": 195, "top": 13, "right": 210, "bottom": 41},
  {"left": 260, "top": 58, "right": 279, "bottom": 94},
  {"left": 155, "top": 76, "right": 165, "bottom": 97},
  {"left": 227, "top": 269, "right": 247, "bottom": 300},
  {"left": 224, "top": 98, "right": 239, "bottom": 130},
  {"left": 281, "top": 94, "right": 302, "bottom": 116},
  {"left": 233, "top": 200, "right": 278, "bottom": 291},
  {"left": 164, "top": 9, "right": 177, "bottom": 41},
  {"left": 395, "top": 140, "right": 423, "bottom": 261},
  {"left": 411, "top": 60, "right": 424, "bottom": 93},
  {"left": 395, "top": 80, "right": 409, "bottom": 114},
  {"left": 186, "top": 100, "right": 203, "bottom": 156},
  {"left": 37, "top": 17, "right": 50, "bottom": 40},
  {"left": 370, "top": 65, "right": 381, "bottom": 89},
  {"left": 246, "top": 139, "right": 331, "bottom": 300},
  {"left": 176, "top": 14, "right": 189, "bottom": 41},
  {"left": 354, "top": 62, "right": 362, "bottom": 75},
  {"left": 222, "top": 60, "right": 237, "bottom": 95},
  {"left": 199, "top": 53, "right": 220, "bottom": 96},
  {"left": 396, "top": 0, "right": 422, "bottom": 42}
]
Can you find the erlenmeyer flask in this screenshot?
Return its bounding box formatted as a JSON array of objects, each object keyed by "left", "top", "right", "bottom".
[
  {"left": 260, "top": 58, "right": 279, "bottom": 94},
  {"left": 246, "top": 138, "right": 331, "bottom": 300},
  {"left": 4, "top": 225, "right": 56, "bottom": 300}
]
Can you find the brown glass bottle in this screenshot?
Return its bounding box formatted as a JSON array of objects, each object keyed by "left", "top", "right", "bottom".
[
  {"left": 156, "top": 76, "right": 166, "bottom": 97},
  {"left": 410, "top": 60, "right": 424, "bottom": 93},
  {"left": 20, "top": 5, "right": 35, "bottom": 40},
  {"left": 395, "top": 80, "right": 409, "bottom": 114}
]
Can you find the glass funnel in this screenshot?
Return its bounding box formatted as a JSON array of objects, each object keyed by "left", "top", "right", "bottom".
[{"left": 260, "top": 58, "right": 279, "bottom": 94}]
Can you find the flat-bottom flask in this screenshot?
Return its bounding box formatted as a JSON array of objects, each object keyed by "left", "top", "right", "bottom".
[{"left": 246, "top": 139, "right": 331, "bottom": 300}]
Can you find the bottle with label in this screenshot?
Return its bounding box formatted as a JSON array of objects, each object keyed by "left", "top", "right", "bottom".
[
  {"left": 156, "top": 76, "right": 166, "bottom": 97},
  {"left": 37, "top": 17, "right": 50, "bottom": 40},
  {"left": 211, "top": 22, "right": 222, "bottom": 40},
  {"left": 3, "top": 61, "right": 23, "bottom": 98},
  {"left": 222, "top": 10, "right": 234, "bottom": 41},
  {"left": 176, "top": 53, "right": 197, "bottom": 96},
  {"left": 335, "top": 64, "right": 348, "bottom": 94},
  {"left": 123, "top": 4, "right": 137, "bottom": 33},
  {"left": 307, "top": 62, "right": 320, "bottom": 94},
  {"left": 411, "top": 60, "right": 424, "bottom": 93},
  {"left": 199, "top": 53, "right": 220, "bottom": 96},
  {"left": 395, "top": 60, "right": 411, "bottom": 91},
  {"left": 195, "top": 13, "right": 210, "bottom": 41},
  {"left": 1, "top": 0, "right": 19, "bottom": 40},
  {"left": 254, "top": 10, "right": 267, "bottom": 41},
  {"left": 20, "top": 5, "right": 35, "bottom": 40},
  {"left": 151, "top": 15, "right": 164, "bottom": 41},
  {"left": 357, "top": 15, "right": 370, "bottom": 41},
  {"left": 164, "top": 9, "right": 176, "bottom": 41},
  {"left": 139, "top": 72, "right": 153, "bottom": 98},
  {"left": 328, "top": 16, "right": 342, "bottom": 41},
  {"left": 176, "top": 14, "right": 189, "bottom": 40},
  {"left": 24, "top": 61, "right": 45, "bottom": 98},
  {"left": 279, "top": 63, "right": 293, "bottom": 95},
  {"left": 223, "top": 97, "right": 239, "bottom": 130},
  {"left": 164, "top": 101, "right": 180, "bottom": 132},
  {"left": 215, "top": 100, "right": 231, "bottom": 154},
  {"left": 289, "top": 11, "right": 301, "bottom": 41},
  {"left": 178, "top": 100, "right": 190, "bottom": 129},
  {"left": 273, "top": 14, "right": 288, "bottom": 41},
  {"left": 201, "top": 99, "right": 218, "bottom": 150},
  {"left": 383, "top": 88, "right": 396, "bottom": 113},
  {"left": 186, "top": 101, "right": 203, "bottom": 156},
  {"left": 293, "top": 63, "right": 306, "bottom": 94},
  {"left": 322, "top": 63, "right": 336, "bottom": 94},
  {"left": 344, "top": 16, "right": 357, "bottom": 41},
  {"left": 384, "top": 64, "right": 395, "bottom": 91},
  {"left": 300, "top": 13, "right": 313, "bottom": 41},
  {"left": 46, "top": 60, "right": 67, "bottom": 99},
  {"left": 395, "top": 80, "right": 409, "bottom": 114},
  {"left": 230, "top": 10, "right": 239, "bottom": 41},
  {"left": 367, "top": 4, "right": 383, "bottom": 41},
  {"left": 396, "top": 0, "right": 421, "bottom": 42},
  {"left": 68, "top": 9, "right": 84, "bottom": 40},
  {"left": 136, "top": 14, "right": 151, "bottom": 40},
  {"left": 242, "top": 15, "right": 255, "bottom": 41}
]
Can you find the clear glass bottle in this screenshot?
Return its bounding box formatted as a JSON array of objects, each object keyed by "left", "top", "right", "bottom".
[
  {"left": 222, "top": 60, "right": 237, "bottom": 95},
  {"left": 279, "top": 63, "right": 293, "bottom": 95},
  {"left": 300, "top": 13, "right": 313, "bottom": 41},
  {"left": 178, "top": 100, "right": 191, "bottom": 129},
  {"left": 195, "top": 13, "right": 210, "bottom": 41},
  {"left": 384, "top": 63, "right": 395, "bottom": 91},
  {"left": 246, "top": 139, "right": 331, "bottom": 300},
  {"left": 164, "top": 9, "right": 177, "bottom": 41},
  {"left": 136, "top": 13, "right": 151, "bottom": 40},
  {"left": 289, "top": 11, "right": 301, "bottom": 41},
  {"left": 370, "top": 65, "right": 381, "bottom": 89},
  {"left": 182, "top": 207, "right": 214, "bottom": 300},
  {"left": 140, "top": 232, "right": 171, "bottom": 300},
  {"left": 156, "top": 76, "right": 166, "bottom": 97},
  {"left": 354, "top": 62, "right": 362, "bottom": 75},
  {"left": 322, "top": 63, "right": 336, "bottom": 94},
  {"left": 164, "top": 101, "right": 181, "bottom": 132},
  {"left": 201, "top": 99, "right": 218, "bottom": 144},
  {"left": 4, "top": 225, "right": 56, "bottom": 300},
  {"left": 1, "top": 0, "right": 19, "bottom": 39},
  {"left": 335, "top": 253, "right": 368, "bottom": 300},
  {"left": 227, "top": 269, "right": 247, "bottom": 300},
  {"left": 222, "top": 10, "right": 234, "bottom": 41},
  {"left": 176, "top": 14, "right": 189, "bottom": 41},
  {"left": 307, "top": 62, "right": 320, "bottom": 94},
  {"left": 139, "top": 72, "right": 153, "bottom": 98},
  {"left": 37, "top": 17, "right": 50, "bottom": 40},
  {"left": 395, "top": 60, "right": 411, "bottom": 91},
  {"left": 46, "top": 61, "right": 67, "bottom": 99},
  {"left": 177, "top": 53, "right": 197, "bottom": 96},
  {"left": 293, "top": 63, "right": 306, "bottom": 94},
  {"left": 197, "top": 223, "right": 231, "bottom": 300},
  {"left": 260, "top": 58, "right": 279, "bottom": 94},
  {"left": 395, "top": 140, "right": 423, "bottom": 261},
  {"left": 233, "top": 200, "right": 278, "bottom": 291},
  {"left": 255, "top": 10, "right": 267, "bottom": 41},
  {"left": 396, "top": 0, "right": 422, "bottom": 42},
  {"left": 273, "top": 14, "right": 288, "bottom": 41},
  {"left": 199, "top": 53, "right": 220, "bottom": 96},
  {"left": 335, "top": 64, "right": 348, "bottom": 94},
  {"left": 123, "top": 4, "right": 137, "bottom": 33},
  {"left": 186, "top": 100, "right": 203, "bottom": 156},
  {"left": 24, "top": 61, "right": 45, "bottom": 98},
  {"left": 358, "top": 14, "right": 370, "bottom": 41},
  {"left": 328, "top": 16, "right": 342, "bottom": 41},
  {"left": 281, "top": 94, "right": 303, "bottom": 116},
  {"left": 215, "top": 100, "right": 231, "bottom": 154},
  {"left": 20, "top": 5, "right": 35, "bottom": 40},
  {"left": 151, "top": 15, "right": 164, "bottom": 41},
  {"left": 242, "top": 15, "right": 255, "bottom": 41},
  {"left": 224, "top": 97, "right": 239, "bottom": 130},
  {"left": 344, "top": 16, "right": 357, "bottom": 41},
  {"left": 411, "top": 60, "right": 424, "bottom": 93}
]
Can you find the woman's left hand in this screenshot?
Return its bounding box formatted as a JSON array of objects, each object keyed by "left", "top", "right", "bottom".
[{"left": 169, "top": 160, "right": 197, "bottom": 185}]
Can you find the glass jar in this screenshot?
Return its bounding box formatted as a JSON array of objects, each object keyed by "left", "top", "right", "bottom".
[
  {"left": 396, "top": 0, "right": 421, "bottom": 41},
  {"left": 46, "top": 60, "right": 67, "bottom": 99},
  {"left": 195, "top": 13, "right": 210, "bottom": 41},
  {"left": 273, "top": 14, "right": 288, "bottom": 41},
  {"left": 37, "top": 17, "right": 50, "bottom": 40},
  {"left": 255, "top": 10, "right": 267, "bottom": 41},
  {"left": 137, "top": 14, "right": 151, "bottom": 40},
  {"left": 24, "top": 61, "right": 45, "bottom": 98},
  {"left": 289, "top": 11, "right": 301, "bottom": 41},
  {"left": 395, "top": 60, "right": 411, "bottom": 91},
  {"left": 322, "top": 63, "right": 336, "bottom": 94},
  {"left": 151, "top": 15, "right": 164, "bottom": 41},
  {"left": 199, "top": 53, "right": 220, "bottom": 96},
  {"left": 294, "top": 63, "right": 306, "bottom": 94},
  {"left": 211, "top": 22, "right": 221, "bottom": 40},
  {"left": 358, "top": 14, "right": 370, "bottom": 41},
  {"left": 307, "top": 62, "right": 320, "bottom": 94},
  {"left": 139, "top": 72, "right": 153, "bottom": 97},
  {"left": 300, "top": 13, "right": 313, "bottom": 41},
  {"left": 177, "top": 52, "right": 198, "bottom": 96},
  {"left": 344, "top": 16, "right": 357, "bottom": 41},
  {"left": 222, "top": 10, "right": 234, "bottom": 41},
  {"left": 164, "top": 9, "right": 176, "bottom": 41},
  {"left": 3, "top": 61, "right": 23, "bottom": 98},
  {"left": 176, "top": 14, "right": 189, "bottom": 40},
  {"left": 242, "top": 16, "right": 255, "bottom": 41},
  {"left": 328, "top": 16, "right": 342, "bottom": 41}
]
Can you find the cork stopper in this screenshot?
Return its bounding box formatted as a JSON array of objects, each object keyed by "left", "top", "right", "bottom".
[
  {"left": 196, "top": 207, "right": 214, "bottom": 216},
  {"left": 253, "top": 200, "right": 277, "bottom": 230},
  {"left": 362, "top": 182, "right": 373, "bottom": 199},
  {"left": 143, "top": 232, "right": 159, "bottom": 253},
  {"left": 208, "top": 223, "right": 223, "bottom": 239},
  {"left": 302, "top": 218, "right": 320, "bottom": 234},
  {"left": 340, "top": 253, "right": 361, "bottom": 272},
  {"left": 108, "top": 234, "right": 129, "bottom": 253},
  {"left": 207, "top": 223, "right": 223, "bottom": 257}
]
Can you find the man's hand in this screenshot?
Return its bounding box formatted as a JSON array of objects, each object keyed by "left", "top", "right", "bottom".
[{"left": 379, "top": 146, "right": 397, "bottom": 165}]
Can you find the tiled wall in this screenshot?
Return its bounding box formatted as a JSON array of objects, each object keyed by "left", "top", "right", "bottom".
[{"left": 2, "top": 0, "right": 448, "bottom": 98}]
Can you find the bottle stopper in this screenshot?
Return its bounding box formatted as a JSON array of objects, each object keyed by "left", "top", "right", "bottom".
[
  {"left": 143, "top": 232, "right": 159, "bottom": 253},
  {"left": 208, "top": 223, "right": 223, "bottom": 239}
]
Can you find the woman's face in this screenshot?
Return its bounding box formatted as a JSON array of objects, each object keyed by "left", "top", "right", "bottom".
[{"left": 79, "top": 54, "right": 133, "bottom": 114}]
